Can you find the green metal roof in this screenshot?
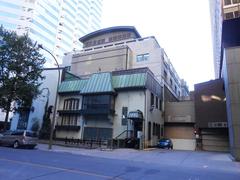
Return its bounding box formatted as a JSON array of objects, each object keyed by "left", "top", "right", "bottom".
[
  {"left": 58, "top": 80, "right": 87, "bottom": 93},
  {"left": 112, "top": 73, "right": 146, "bottom": 89},
  {"left": 58, "top": 72, "right": 148, "bottom": 94},
  {"left": 80, "top": 72, "right": 114, "bottom": 94},
  {"left": 64, "top": 71, "right": 81, "bottom": 81}
]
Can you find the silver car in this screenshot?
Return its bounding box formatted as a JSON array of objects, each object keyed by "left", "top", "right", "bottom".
[{"left": 0, "top": 130, "right": 38, "bottom": 149}]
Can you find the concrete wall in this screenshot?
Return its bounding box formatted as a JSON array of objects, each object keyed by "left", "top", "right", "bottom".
[
  {"left": 71, "top": 46, "right": 131, "bottom": 76},
  {"left": 113, "top": 90, "right": 145, "bottom": 138},
  {"left": 69, "top": 37, "right": 184, "bottom": 99},
  {"left": 127, "top": 38, "right": 163, "bottom": 83},
  {"left": 165, "top": 101, "right": 195, "bottom": 123},
  {"left": 144, "top": 89, "right": 164, "bottom": 146},
  {"left": 222, "top": 46, "right": 240, "bottom": 160},
  {"left": 83, "top": 31, "right": 138, "bottom": 47}
]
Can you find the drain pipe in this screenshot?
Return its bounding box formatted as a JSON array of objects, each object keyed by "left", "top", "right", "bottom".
[{"left": 143, "top": 90, "right": 147, "bottom": 149}]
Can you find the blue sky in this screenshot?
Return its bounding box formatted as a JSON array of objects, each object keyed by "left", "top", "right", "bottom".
[{"left": 101, "top": 0, "right": 214, "bottom": 90}]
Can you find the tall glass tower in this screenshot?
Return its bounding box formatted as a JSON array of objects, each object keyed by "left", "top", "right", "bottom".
[{"left": 0, "top": 0, "right": 103, "bottom": 66}]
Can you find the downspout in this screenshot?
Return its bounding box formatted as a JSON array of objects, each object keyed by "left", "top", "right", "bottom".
[{"left": 143, "top": 89, "right": 147, "bottom": 149}]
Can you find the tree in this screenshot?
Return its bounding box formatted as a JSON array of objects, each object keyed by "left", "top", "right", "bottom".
[{"left": 0, "top": 26, "right": 45, "bottom": 130}]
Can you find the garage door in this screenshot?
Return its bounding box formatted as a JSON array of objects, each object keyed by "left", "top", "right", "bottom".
[
  {"left": 165, "top": 125, "right": 196, "bottom": 150},
  {"left": 201, "top": 129, "right": 229, "bottom": 152}
]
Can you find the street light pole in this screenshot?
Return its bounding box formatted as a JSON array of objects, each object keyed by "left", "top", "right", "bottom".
[{"left": 38, "top": 44, "right": 60, "bottom": 150}]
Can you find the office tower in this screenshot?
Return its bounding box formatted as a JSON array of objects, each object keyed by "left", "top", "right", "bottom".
[{"left": 0, "top": 0, "right": 103, "bottom": 66}]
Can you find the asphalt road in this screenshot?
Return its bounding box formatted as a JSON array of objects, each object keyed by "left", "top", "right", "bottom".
[{"left": 0, "top": 146, "right": 240, "bottom": 180}]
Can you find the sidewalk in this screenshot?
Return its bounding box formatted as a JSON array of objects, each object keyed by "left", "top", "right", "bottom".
[{"left": 37, "top": 143, "right": 240, "bottom": 172}]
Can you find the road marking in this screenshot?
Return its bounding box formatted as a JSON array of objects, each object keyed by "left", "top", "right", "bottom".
[{"left": 0, "top": 158, "right": 122, "bottom": 180}]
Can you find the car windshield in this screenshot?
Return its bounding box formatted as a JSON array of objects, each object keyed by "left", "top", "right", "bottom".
[{"left": 160, "top": 139, "right": 170, "bottom": 142}]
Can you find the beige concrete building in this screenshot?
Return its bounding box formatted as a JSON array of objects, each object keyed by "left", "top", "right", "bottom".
[
  {"left": 56, "top": 26, "right": 189, "bottom": 148},
  {"left": 55, "top": 68, "right": 163, "bottom": 147},
  {"left": 223, "top": 0, "right": 240, "bottom": 19},
  {"left": 64, "top": 26, "right": 188, "bottom": 100}
]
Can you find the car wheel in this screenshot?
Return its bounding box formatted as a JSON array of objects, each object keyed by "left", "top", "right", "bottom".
[{"left": 13, "top": 141, "right": 19, "bottom": 149}]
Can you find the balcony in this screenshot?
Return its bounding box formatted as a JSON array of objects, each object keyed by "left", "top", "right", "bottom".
[
  {"left": 55, "top": 125, "right": 80, "bottom": 131},
  {"left": 57, "top": 110, "right": 82, "bottom": 115}
]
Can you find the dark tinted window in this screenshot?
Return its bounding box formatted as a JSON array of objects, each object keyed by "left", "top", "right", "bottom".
[
  {"left": 12, "top": 131, "right": 24, "bottom": 136},
  {"left": 26, "top": 131, "right": 37, "bottom": 137},
  {"left": 3, "top": 131, "right": 12, "bottom": 135},
  {"left": 224, "top": 0, "right": 232, "bottom": 5},
  {"left": 82, "top": 95, "right": 113, "bottom": 110}
]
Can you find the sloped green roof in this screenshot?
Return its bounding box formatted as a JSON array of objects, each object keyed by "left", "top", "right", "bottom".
[
  {"left": 58, "top": 80, "right": 87, "bottom": 93},
  {"left": 58, "top": 72, "right": 148, "bottom": 94},
  {"left": 112, "top": 73, "right": 146, "bottom": 89},
  {"left": 80, "top": 72, "right": 114, "bottom": 94},
  {"left": 64, "top": 71, "right": 81, "bottom": 81}
]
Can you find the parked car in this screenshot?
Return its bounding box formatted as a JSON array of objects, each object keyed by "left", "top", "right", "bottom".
[
  {"left": 157, "top": 138, "right": 173, "bottom": 149},
  {"left": 0, "top": 130, "right": 38, "bottom": 149}
]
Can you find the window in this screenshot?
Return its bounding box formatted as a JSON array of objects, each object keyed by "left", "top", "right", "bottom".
[
  {"left": 61, "top": 115, "right": 78, "bottom": 126},
  {"left": 233, "top": 0, "right": 240, "bottom": 4},
  {"left": 159, "top": 99, "right": 162, "bottom": 111},
  {"left": 82, "top": 95, "right": 114, "bottom": 110},
  {"left": 153, "top": 123, "right": 156, "bottom": 136},
  {"left": 150, "top": 93, "right": 154, "bottom": 107},
  {"left": 170, "top": 78, "right": 173, "bottom": 86},
  {"left": 143, "top": 54, "right": 149, "bottom": 61},
  {"left": 155, "top": 97, "right": 159, "bottom": 109},
  {"left": 164, "top": 70, "right": 167, "bottom": 80},
  {"left": 63, "top": 98, "right": 80, "bottom": 110},
  {"left": 234, "top": 11, "right": 239, "bottom": 18},
  {"left": 148, "top": 122, "right": 151, "bottom": 140},
  {"left": 174, "top": 85, "right": 177, "bottom": 93},
  {"left": 136, "top": 53, "right": 149, "bottom": 62},
  {"left": 122, "top": 107, "right": 128, "bottom": 125},
  {"left": 136, "top": 55, "right": 143, "bottom": 62},
  {"left": 224, "top": 0, "right": 232, "bottom": 5},
  {"left": 225, "top": 12, "right": 234, "bottom": 19},
  {"left": 161, "top": 125, "right": 164, "bottom": 137},
  {"left": 157, "top": 124, "right": 160, "bottom": 139}
]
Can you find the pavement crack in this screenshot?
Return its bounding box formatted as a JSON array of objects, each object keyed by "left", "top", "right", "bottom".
[
  {"left": 108, "top": 172, "right": 127, "bottom": 180},
  {"left": 26, "top": 170, "right": 64, "bottom": 180},
  {"left": 179, "top": 152, "right": 193, "bottom": 166}
]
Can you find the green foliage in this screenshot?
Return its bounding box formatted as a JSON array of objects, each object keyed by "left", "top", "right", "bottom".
[{"left": 0, "top": 26, "right": 46, "bottom": 129}]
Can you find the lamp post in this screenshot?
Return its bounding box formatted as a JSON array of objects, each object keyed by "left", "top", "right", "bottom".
[{"left": 38, "top": 44, "right": 60, "bottom": 150}]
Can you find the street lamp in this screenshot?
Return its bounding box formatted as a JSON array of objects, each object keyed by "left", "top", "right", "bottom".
[{"left": 38, "top": 44, "right": 60, "bottom": 150}]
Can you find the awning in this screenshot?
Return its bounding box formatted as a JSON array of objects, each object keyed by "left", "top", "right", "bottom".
[{"left": 128, "top": 110, "right": 143, "bottom": 121}]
